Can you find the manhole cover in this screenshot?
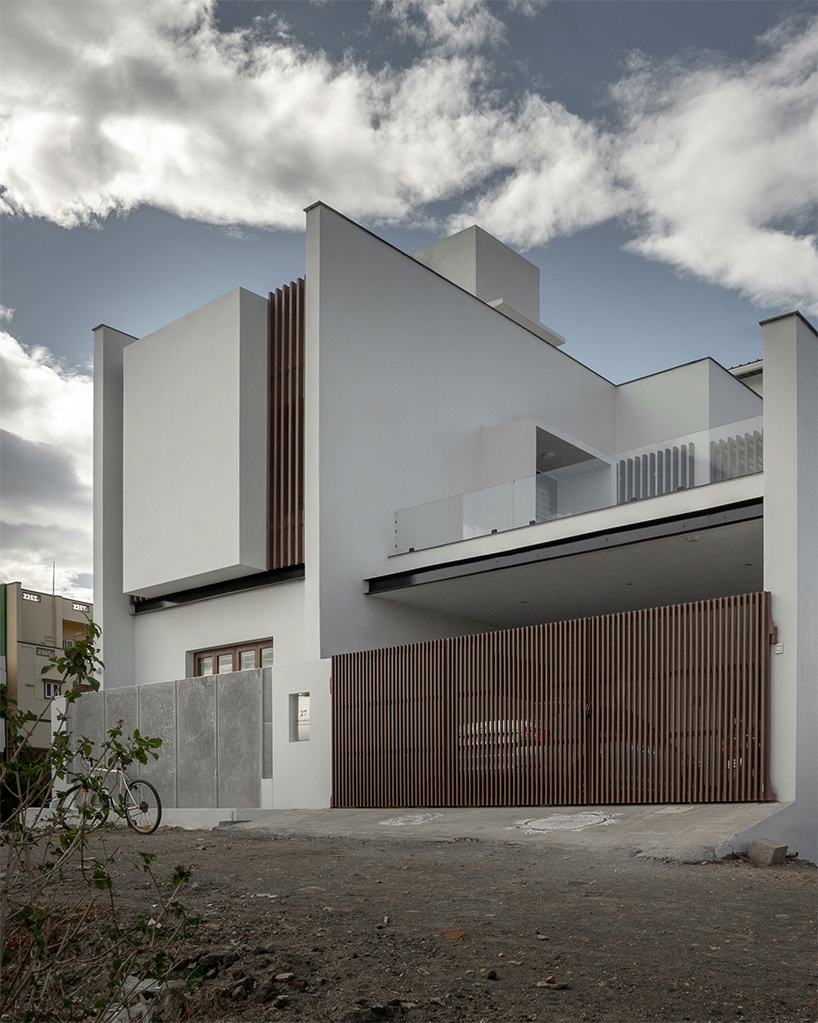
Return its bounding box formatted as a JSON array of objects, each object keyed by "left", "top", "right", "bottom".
[{"left": 507, "top": 811, "right": 622, "bottom": 834}]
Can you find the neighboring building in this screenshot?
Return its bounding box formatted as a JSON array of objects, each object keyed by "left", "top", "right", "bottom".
[
  {"left": 1, "top": 583, "right": 93, "bottom": 749},
  {"left": 87, "top": 204, "right": 817, "bottom": 860}
]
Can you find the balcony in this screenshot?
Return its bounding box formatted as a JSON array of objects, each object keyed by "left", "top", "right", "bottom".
[{"left": 394, "top": 416, "right": 762, "bottom": 555}]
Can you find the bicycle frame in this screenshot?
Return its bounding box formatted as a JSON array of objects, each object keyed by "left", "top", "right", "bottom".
[
  {"left": 58, "top": 753, "right": 162, "bottom": 833},
  {"left": 72, "top": 752, "right": 131, "bottom": 802}
]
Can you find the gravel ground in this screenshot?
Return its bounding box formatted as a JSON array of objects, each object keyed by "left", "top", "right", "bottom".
[{"left": 60, "top": 825, "right": 818, "bottom": 1023}]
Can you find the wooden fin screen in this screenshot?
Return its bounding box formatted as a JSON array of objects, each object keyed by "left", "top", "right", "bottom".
[
  {"left": 332, "top": 593, "right": 774, "bottom": 807},
  {"left": 268, "top": 279, "right": 305, "bottom": 570}
]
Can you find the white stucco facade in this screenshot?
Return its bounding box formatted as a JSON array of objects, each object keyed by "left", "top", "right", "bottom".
[
  {"left": 93, "top": 204, "right": 816, "bottom": 858},
  {"left": 307, "top": 205, "right": 766, "bottom": 656},
  {"left": 309, "top": 205, "right": 614, "bottom": 655}
]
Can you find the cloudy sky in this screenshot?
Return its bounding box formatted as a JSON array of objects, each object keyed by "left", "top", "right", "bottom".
[{"left": 1, "top": 0, "right": 816, "bottom": 603}]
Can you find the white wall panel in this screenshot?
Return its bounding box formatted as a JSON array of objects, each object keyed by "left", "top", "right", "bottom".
[
  {"left": 122, "top": 288, "right": 268, "bottom": 597},
  {"left": 308, "top": 205, "right": 616, "bottom": 657},
  {"left": 132, "top": 579, "right": 311, "bottom": 686}
]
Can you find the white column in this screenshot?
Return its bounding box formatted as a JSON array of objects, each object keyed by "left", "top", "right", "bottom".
[
  {"left": 93, "top": 324, "right": 138, "bottom": 689},
  {"left": 762, "top": 311, "right": 817, "bottom": 862},
  {"left": 304, "top": 204, "right": 324, "bottom": 662}
]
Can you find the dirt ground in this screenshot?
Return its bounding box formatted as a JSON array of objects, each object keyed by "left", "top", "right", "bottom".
[{"left": 70, "top": 826, "right": 816, "bottom": 1023}]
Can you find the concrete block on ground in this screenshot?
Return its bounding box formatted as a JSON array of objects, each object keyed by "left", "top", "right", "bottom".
[{"left": 748, "top": 839, "right": 788, "bottom": 866}]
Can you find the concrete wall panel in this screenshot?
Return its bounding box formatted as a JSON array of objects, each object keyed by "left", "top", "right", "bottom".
[
  {"left": 65, "top": 662, "right": 280, "bottom": 811},
  {"left": 615, "top": 361, "right": 711, "bottom": 452},
  {"left": 762, "top": 313, "right": 818, "bottom": 862},
  {"left": 708, "top": 361, "right": 764, "bottom": 429},
  {"left": 93, "top": 325, "right": 137, "bottom": 689},
  {"left": 480, "top": 417, "right": 536, "bottom": 489},
  {"left": 413, "top": 225, "right": 541, "bottom": 323},
  {"left": 135, "top": 681, "right": 177, "bottom": 805},
  {"left": 103, "top": 686, "right": 138, "bottom": 742},
  {"left": 217, "top": 670, "right": 261, "bottom": 807},
  {"left": 176, "top": 677, "right": 217, "bottom": 808},
  {"left": 70, "top": 690, "right": 105, "bottom": 751}
]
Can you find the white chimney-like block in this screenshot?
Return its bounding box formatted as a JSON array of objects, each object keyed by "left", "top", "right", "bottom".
[{"left": 413, "top": 225, "right": 541, "bottom": 324}]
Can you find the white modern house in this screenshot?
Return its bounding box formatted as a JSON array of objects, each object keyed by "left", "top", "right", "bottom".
[{"left": 86, "top": 203, "right": 817, "bottom": 860}]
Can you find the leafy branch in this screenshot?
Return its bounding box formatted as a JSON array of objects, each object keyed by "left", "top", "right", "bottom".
[{"left": 0, "top": 621, "right": 199, "bottom": 1021}]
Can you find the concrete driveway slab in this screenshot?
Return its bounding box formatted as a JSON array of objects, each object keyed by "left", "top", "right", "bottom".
[{"left": 229, "top": 801, "right": 790, "bottom": 862}]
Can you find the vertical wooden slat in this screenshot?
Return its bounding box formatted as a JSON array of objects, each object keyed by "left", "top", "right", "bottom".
[
  {"left": 268, "top": 279, "right": 305, "bottom": 570},
  {"left": 330, "top": 593, "right": 773, "bottom": 808}
]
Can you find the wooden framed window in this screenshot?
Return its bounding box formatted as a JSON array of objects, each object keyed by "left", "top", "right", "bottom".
[{"left": 194, "top": 639, "right": 274, "bottom": 677}]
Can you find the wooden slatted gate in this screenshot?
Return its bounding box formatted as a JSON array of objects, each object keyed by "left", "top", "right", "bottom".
[{"left": 332, "top": 593, "right": 774, "bottom": 807}]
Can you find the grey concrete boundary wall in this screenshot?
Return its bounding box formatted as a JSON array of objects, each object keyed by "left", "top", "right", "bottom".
[{"left": 65, "top": 669, "right": 267, "bottom": 808}]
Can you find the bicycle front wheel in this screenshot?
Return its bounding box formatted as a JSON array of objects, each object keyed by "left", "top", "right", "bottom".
[
  {"left": 58, "top": 783, "right": 110, "bottom": 826},
  {"left": 124, "top": 780, "right": 162, "bottom": 834}
]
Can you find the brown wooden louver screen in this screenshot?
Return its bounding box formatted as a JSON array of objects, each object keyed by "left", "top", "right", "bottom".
[
  {"left": 332, "top": 593, "right": 774, "bottom": 807},
  {"left": 268, "top": 279, "right": 305, "bottom": 570}
]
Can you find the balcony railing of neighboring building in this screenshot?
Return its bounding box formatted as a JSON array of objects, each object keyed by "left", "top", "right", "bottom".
[{"left": 394, "top": 415, "right": 763, "bottom": 555}]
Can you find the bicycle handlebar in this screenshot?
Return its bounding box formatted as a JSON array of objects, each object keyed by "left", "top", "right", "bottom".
[{"left": 75, "top": 751, "right": 128, "bottom": 772}]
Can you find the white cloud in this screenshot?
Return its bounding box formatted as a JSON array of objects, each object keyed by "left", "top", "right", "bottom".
[
  {"left": 0, "top": 0, "right": 815, "bottom": 314},
  {"left": 0, "top": 523, "right": 94, "bottom": 605},
  {"left": 0, "top": 333, "right": 92, "bottom": 598},
  {"left": 0, "top": 0, "right": 510, "bottom": 228},
  {"left": 1, "top": 1, "right": 814, "bottom": 600},
  {"left": 461, "top": 15, "right": 817, "bottom": 313},
  {"left": 449, "top": 95, "right": 631, "bottom": 245},
  {"left": 383, "top": 0, "right": 509, "bottom": 54},
  {"left": 611, "top": 19, "right": 818, "bottom": 313},
  {"left": 0, "top": 333, "right": 93, "bottom": 483},
  {"left": 1, "top": 431, "right": 92, "bottom": 530}
]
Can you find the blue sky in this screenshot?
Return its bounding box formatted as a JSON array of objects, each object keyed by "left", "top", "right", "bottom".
[{"left": 1, "top": 0, "right": 816, "bottom": 600}]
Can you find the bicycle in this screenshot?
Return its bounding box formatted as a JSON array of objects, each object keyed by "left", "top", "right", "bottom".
[{"left": 58, "top": 753, "right": 162, "bottom": 834}]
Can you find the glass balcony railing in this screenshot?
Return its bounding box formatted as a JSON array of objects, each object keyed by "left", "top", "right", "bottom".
[{"left": 394, "top": 416, "right": 763, "bottom": 555}]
